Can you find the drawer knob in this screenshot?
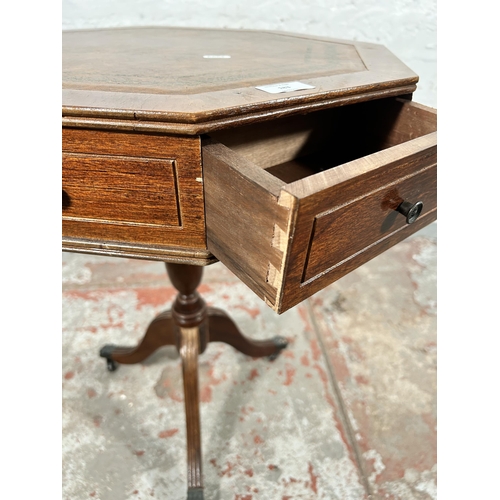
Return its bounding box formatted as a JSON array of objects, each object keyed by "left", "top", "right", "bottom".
[{"left": 396, "top": 200, "right": 423, "bottom": 224}]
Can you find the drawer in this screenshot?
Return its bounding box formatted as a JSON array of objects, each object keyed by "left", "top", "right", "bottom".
[
  {"left": 63, "top": 153, "right": 181, "bottom": 226},
  {"left": 62, "top": 129, "right": 209, "bottom": 261},
  {"left": 203, "top": 97, "right": 437, "bottom": 313}
]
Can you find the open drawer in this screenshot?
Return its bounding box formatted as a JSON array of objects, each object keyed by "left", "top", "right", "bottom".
[{"left": 203, "top": 97, "right": 437, "bottom": 313}]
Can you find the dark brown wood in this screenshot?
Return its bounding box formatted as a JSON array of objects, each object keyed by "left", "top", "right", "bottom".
[
  {"left": 62, "top": 27, "right": 418, "bottom": 134},
  {"left": 279, "top": 100, "right": 437, "bottom": 311},
  {"left": 62, "top": 85, "right": 419, "bottom": 136},
  {"left": 204, "top": 97, "right": 437, "bottom": 313},
  {"left": 180, "top": 326, "right": 203, "bottom": 493},
  {"left": 101, "top": 311, "right": 175, "bottom": 365},
  {"left": 63, "top": 154, "right": 180, "bottom": 226},
  {"left": 208, "top": 307, "right": 286, "bottom": 358},
  {"left": 62, "top": 128, "right": 207, "bottom": 261},
  {"left": 167, "top": 263, "right": 209, "bottom": 354},
  {"left": 301, "top": 165, "right": 437, "bottom": 282},
  {"left": 61, "top": 241, "right": 216, "bottom": 265}
]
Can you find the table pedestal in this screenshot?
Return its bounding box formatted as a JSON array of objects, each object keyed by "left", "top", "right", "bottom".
[{"left": 99, "top": 263, "right": 288, "bottom": 500}]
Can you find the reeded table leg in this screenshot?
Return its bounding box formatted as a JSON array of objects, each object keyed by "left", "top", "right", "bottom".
[
  {"left": 180, "top": 326, "right": 204, "bottom": 497},
  {"left": 99, "top": 262, "right": 288, "bottom": 499}
]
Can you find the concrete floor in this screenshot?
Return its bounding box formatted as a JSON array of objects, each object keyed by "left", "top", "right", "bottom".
[{"left": 62, "top": 224, "right": 436, "bottom": 500}]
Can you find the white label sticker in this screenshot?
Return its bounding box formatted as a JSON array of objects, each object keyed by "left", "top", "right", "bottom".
[
  {"left": 203, "top": 55, "right": 231, "bottom": 59},
  {"left": 255, "top": 81, "right": 315, "bottom": 94}
]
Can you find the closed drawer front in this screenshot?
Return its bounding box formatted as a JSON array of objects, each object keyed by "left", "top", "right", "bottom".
[
  {"left": 203, "top": 97, "right": 437, "bottom": 313},
  {"left": 62, "top": 128, "right": 208, "bottom": 260},
  {"left": 63, "top": 153, "right": 180, "bottom": 226}
]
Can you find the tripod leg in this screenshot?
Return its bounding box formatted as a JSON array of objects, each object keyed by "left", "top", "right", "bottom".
[
  {"left": 100, "top": 310, "right": 175, "bottom": 371},
  {"left": 208, "top": 307, "right": 287, "bottom": 359}
]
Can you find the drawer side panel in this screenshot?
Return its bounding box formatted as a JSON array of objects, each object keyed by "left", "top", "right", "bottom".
[{"left": 203, "top": 140, "right": 295, "bottom": 309}]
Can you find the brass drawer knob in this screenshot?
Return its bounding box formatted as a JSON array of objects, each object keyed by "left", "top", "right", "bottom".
[{"left": 396, "top": 200, "right": 423, "bottom": 224}]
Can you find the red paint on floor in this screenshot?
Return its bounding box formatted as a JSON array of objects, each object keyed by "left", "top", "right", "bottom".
[
  {"left": 199, "top": 356, "right": 228, "bottom": 403},
  {"left": 158, "top": 428, "right": 179, "bottom": 438},
  {"left": 309, "top": 338, "right": 321, "bottom": 361},
  {"left": 64, "top": 289, "right": 102, "bottom": 301},
  {"left": 300, "top": 353, "right": 310, "bottom": 366},
  {"left": 312, "top": 363, "right": 335, "bottom": 409},
  {"left": 234, "top": 304, "right": 260, "bottom": 318},
  {"left": 308, "top": 462, "right": 319, "bottom": 494},
  {"left": 355, "top": 374, "right": 369, "bottom": 385},
  {"left": 297, "top": 305, "right": 313, "bottom": 332},
  {"left": 220, "top": 461, "right": 236, "bottom": 477},
  {"left": 135, "top": 287, "right": 176, "bottom": 309},
  {"left": 283, "top": 365, "right": 296, "bottom": 386},
  {"left": 197, "top": 284, "right": 213, "bottom": 294}
]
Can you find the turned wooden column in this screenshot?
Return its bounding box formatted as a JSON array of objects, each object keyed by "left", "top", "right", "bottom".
[{"left": 166, "top": 263, "right": 205, "bottom": 498}]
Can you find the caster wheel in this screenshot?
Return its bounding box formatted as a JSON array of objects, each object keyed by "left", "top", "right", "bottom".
[
  {"left": 99, "top": 344, "right": 119, "bottom": 372},
  {"left": 268, "top": 336, "right": 288, "bottom": 360}
]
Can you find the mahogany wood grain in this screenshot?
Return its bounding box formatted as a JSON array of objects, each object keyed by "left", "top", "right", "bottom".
[
  {"left": 202, "top": 139, "right": 294, "bottom": 309},
  {"left": 63, "top": 154, "right": 180, "bottom": 226},
  {"left": 62, "top": 240, "right": 216, "bottom": 265},
  {"left": 180, "top": 326, "right": 204, "bottom": 492},
  {"left": 204, "top": 98, "right": 437, "bottom": 313},
  {"left": 302, "top": 165, "right": 437, "bottom": 282},
  {"left": 168, "top": 263, "right": 209, "bottom": 354},
  {"left": 208, "top": 308, "right": 287, "bottom": 357},
  {"left": 62, "top": 128, "right": 207, "bottom": 259},
  {"left": 63, "top": 27, "right": 418, "bottom": 134},
  {"left": 276, "top": 102, "right": 438, "bottom": 312},
  {"left": 102, "top": 310, "right": 175, "bottom": 365},
  {"left": 62, "top": 85, "right": 418, "bottom": 135}
]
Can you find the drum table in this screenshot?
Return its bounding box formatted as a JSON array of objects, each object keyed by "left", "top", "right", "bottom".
[{"left": 62, "top": 27, "right": 437, "bottom": 500}]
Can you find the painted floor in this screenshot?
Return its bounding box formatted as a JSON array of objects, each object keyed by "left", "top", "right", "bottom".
[{"left": 62, "top": 224, "right": 436, "bottom": 500}]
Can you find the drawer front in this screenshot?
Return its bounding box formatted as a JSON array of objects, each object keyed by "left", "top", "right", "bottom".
[
  {"left": 63, "top": 153, "right": 180, "bottom": 226},
  {"left": 280, "top": 155, "right": 436, "bottom": 311},
  {"left": 62, "top": 128, "right": 208, "bottom": 260},
  {"left": 204, "top": 98, "right": 437, "bottom": 313},
  {"left": 302, "top": 165, "right": 436, "bottom": 283}
]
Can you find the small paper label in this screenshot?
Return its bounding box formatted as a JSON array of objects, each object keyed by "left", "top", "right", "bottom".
[
  {"left": 203, "top": 55, "right": 231, "bottom": 59},
  {"left": 255, "top": 81, "right": 315, "bottom": 94}
]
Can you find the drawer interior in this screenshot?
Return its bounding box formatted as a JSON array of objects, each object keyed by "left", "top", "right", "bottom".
[{"left": 209, "top": 97, "right": 437, "bottom": 184}]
